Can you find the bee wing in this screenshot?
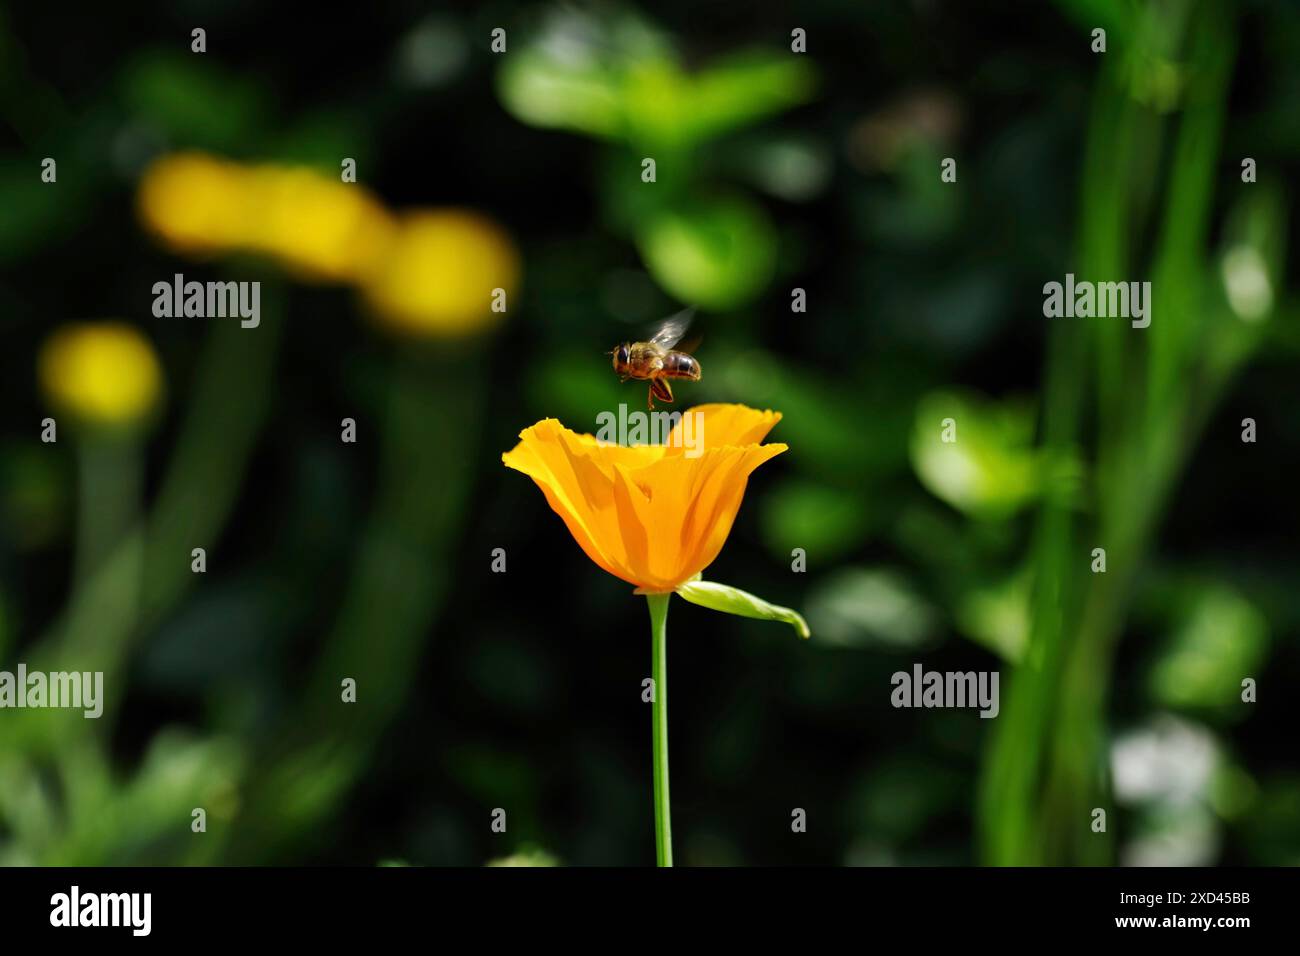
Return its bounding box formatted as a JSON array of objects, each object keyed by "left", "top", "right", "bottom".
[
  {"left": 675, "top": 332, "right": 703, "bottom": 355},
  {"left": 648, "top": 307, "right": 696, "bottom": 350}
]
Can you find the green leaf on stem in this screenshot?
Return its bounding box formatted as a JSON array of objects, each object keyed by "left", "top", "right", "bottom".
[{"left": 675, "top": 579, "right": 810, "bottom": 639}]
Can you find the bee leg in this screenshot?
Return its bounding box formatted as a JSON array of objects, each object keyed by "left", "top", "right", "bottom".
[{"left": 649, "top": 377, "right": 674, "bottom": 407}]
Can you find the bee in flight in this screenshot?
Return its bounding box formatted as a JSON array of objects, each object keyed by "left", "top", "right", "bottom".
[{"left": 610, "top": 308, "right": 702, "bottom": 409}]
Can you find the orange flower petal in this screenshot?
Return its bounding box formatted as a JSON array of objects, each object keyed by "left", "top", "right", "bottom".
[
  {"left": 664, "top": 403, "right": 782, "bottom": 455},
  {"left": 502, "top": 405, "right": 786, "bottom": 591}
]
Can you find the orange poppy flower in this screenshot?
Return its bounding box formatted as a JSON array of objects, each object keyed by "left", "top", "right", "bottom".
[
  {"left": 505, "top": 401, "right": 808, "bottom": 866},
  {"left": 503, "top": 404, "right": 786, "bottom": 593}
]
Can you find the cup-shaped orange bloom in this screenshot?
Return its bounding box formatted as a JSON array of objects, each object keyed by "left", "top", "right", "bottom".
[{"left": 503, "top": 404, "right": 786, "bottom": 592}]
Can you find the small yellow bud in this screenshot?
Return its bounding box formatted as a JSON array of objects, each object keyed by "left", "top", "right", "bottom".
[{"left": 39, "top": 323, "right": 163, "bottom": 429}]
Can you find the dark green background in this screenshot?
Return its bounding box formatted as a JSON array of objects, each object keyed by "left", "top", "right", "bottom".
[{"left": 1, "top": 1, "right": 1298, "bottom": 866}]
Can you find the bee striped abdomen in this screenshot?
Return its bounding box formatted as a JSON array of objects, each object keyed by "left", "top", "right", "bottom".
[{"left": 663, "top": 351, "right": 701, "bottom": 380}]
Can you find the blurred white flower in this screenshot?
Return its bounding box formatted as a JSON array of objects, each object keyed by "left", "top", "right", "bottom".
[
  {"left": 1111, "top": 715, "right": 1218, "bottom": 807},
  {"left": 1221, "top": 245, "right": 1272, "bottom": 322}
]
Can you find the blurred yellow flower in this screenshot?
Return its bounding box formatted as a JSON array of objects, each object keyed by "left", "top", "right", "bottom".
[
  {"left": 360, "top": 210, "right": 520, "bottom": 337},
  {"left": 39, "top": 323, "right": 163, "bottom": 428},
  {"left": 241, "top": 165, "right": 396, "bottom": 282},
  {"left": 137, "top": 152, "right": 396, "bottom": 283},
  {"left": 136, "top": 152, "right": 249, "bottom": 255},
  {"left": 138, "top": 153, "right": 520, "bottom": 337},
  {"left": 503, "top": 404, "right": 785, "bottom": 592}
]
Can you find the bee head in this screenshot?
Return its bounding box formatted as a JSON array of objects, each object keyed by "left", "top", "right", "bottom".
[{"left": 611, "top": 343, "right": 630, "bottom": 373}]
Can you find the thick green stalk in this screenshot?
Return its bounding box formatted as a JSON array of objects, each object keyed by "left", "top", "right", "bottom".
[
  {"left": 646, "top": 592, "right": 672, "bottom": 867},
  {"left": 980, "top": 0, "right": 1241, "bottom": 865},
  {"left": 225, "top": 346, "right": 484, "bottom": 862}
]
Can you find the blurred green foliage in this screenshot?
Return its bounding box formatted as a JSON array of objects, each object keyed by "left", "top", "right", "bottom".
[{"left": 498, "top": 9, "right": 812, "bottom": 310}]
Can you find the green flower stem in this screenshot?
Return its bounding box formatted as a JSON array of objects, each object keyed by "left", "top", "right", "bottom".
[
  {"left": 73, "top": 437, "right": 141, "bottom": 592},
  {"left": 64, "top": 437, "right": 144, "bottom": 729},
  {"left": 646, "top": 592, "right": 672, "bottom": 867}
]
